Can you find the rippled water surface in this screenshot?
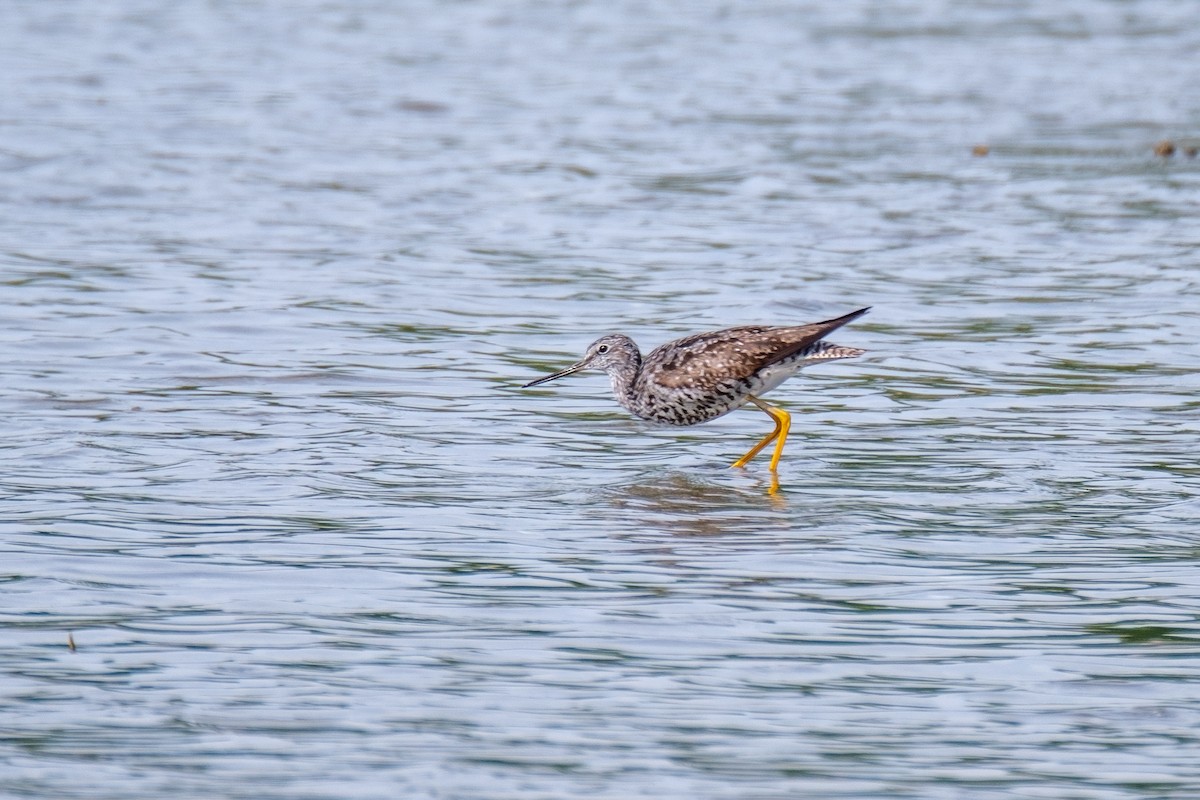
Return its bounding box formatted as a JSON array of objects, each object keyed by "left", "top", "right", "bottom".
[{"left": 3, "top": 2, "right": 1200, "bottom": 798}]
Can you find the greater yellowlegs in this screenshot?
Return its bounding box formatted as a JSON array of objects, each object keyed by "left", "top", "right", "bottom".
[{"left": 522, "top": 307, "right": 869, "bottom": 473}]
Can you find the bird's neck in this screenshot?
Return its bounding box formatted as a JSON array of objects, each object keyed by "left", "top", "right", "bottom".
[{"left": 607, "top": 352, "right": 642, "bottom": 412}]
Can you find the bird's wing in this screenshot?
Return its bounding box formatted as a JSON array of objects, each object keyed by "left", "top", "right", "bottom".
[
  {"left": 643, "top": 307, "right": 870, "bottom": 393},
  {"left": 642, "top": 326, "right": 797, "bottom": 392}
]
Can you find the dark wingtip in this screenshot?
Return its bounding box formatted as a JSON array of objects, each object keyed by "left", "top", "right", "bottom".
[{"left": 809, "top": 306, "right": 871, "bottom": 333}]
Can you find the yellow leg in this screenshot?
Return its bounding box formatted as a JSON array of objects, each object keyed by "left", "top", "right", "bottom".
[{"left": 730, "top": 395, "right": 792, "bottom": 471}]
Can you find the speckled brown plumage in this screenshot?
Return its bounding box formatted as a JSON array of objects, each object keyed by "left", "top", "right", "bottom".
[{"left": 523, "top": 307, "right": 869, "bottom": 474}]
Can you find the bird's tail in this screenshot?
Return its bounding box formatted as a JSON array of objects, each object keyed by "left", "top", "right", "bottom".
[{"left": 794, "top": 341, "right": 865, "bottom": 366}]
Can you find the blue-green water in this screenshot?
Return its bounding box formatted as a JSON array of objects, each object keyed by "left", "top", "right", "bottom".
[{"left": 3, "top": 2, "right": 1199, "bottom": 798}]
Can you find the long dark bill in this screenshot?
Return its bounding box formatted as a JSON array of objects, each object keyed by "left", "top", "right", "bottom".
[{"left": 522, "top": 361, "right": 587, "bottom": 388}]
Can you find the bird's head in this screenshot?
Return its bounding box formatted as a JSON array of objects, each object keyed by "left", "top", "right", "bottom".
[{"left": 522, "top": 334, "right": 640, "bottom": 387}]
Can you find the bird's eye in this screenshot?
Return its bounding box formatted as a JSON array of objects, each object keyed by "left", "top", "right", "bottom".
[{"left": 597, "top": 344, "right": 609, "bottom": 354}]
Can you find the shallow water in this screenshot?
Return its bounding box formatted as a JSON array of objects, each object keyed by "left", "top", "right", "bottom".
[{"left": 3, "top": 2, "right": 1200, "bottom": 798}]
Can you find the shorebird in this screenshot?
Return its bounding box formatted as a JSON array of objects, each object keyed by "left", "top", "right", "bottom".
[{"left": 522, "top": 307, "right": 868, "bottom": 475}]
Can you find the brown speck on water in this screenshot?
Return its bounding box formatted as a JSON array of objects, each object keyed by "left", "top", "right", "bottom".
[
  {"left": 67, "top": 632, "right": 76, "bottom": 652},
  {"left": 1154, "top": 140, "right": 1176, "bottom": 157},
  {"left": 396, "top": 99, "right": 450, "bottom": 114},
  {"left": 972, "top": 144, "right": 990, "bottom": 157}
]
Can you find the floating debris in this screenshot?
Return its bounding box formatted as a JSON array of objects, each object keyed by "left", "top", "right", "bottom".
[{"left": 395, "top": 99, "right": 450, "bottom": 114}]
